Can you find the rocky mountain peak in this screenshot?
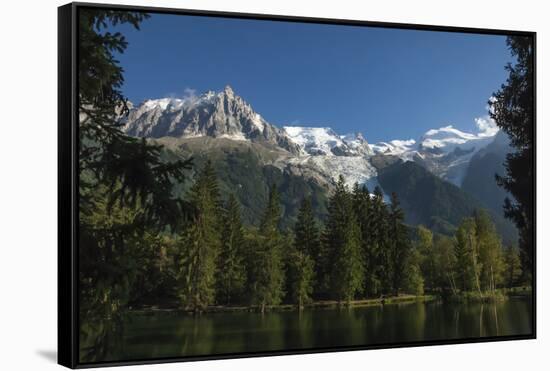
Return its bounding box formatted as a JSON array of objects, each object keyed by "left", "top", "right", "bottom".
[
  {"left": 121, "top": 86, "right": 301, "bottom": 154},
  {"left": 223, "top": 85, "right": 235, "bottom": 96}
]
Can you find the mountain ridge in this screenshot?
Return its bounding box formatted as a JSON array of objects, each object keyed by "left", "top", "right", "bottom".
[
  {"left": 121, "top": 85, "right": 302, "bottom": 155},
  {"left": 120, "top": 85, "right": 507, "bottom": 208}
]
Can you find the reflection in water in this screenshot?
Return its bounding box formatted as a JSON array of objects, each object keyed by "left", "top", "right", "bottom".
[
  {"left": 494, "top": 304, "right": 499, "bottom": 336},
  {"left": 80, "top": 296, "right": 532, "bottom": 363},
  {"left": 480, "top": 304, "right": 484, "bottom": 337}
]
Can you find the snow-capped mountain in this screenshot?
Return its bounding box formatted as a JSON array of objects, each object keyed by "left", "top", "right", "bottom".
[
  {"left": 283, "top": 126, "right": 373, "bottom": 157},
  {"left": 121, "top": 85, "right": 499, "bottom": 189},
  {"left": 371, "top": 139, "right": 417, "bottom": 160},
  {"left": 412, "top": 125, "right": 497, "bottom": 185},
  {"left": 372, "top": 122, "right": 499, "bottom": 186},
  {"left": 121, "top": 85, "right": 301, "bottom": 154},
  {"left": 281, "top": 127, "right": 377, "bottom": 188},
  {"left": 418, "top": 125, "right": 496, "bottom": 153}
]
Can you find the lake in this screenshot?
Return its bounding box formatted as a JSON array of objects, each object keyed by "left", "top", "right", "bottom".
[{"left": 81, "top": 296, "right": 533, "bottom": 363}]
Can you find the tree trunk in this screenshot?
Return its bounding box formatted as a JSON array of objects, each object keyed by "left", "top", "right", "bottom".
[{"left": 470, "top": 235, "right": 482, "bottom": 295}]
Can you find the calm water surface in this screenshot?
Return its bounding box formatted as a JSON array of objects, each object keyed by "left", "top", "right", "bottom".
[{"left": 85, "top": 296, "right": 532, "bottom": 362}]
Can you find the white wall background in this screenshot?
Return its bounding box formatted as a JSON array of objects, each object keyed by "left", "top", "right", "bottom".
[{"left": 0, "top": 0, "right": 546, "bottom": 369}]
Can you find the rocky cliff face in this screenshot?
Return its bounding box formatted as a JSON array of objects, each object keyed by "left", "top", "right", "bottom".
[
  {"left": 121, "top": 85, "right": 301, "bottom": 154},
  {"left": 121, "top": 85, "right": 501, "bottom": 190}
]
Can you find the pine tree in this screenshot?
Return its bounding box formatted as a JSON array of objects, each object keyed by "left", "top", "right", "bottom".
[
  {"left": 289, "top": 198, "right": 319, "bottom": 305},
  {"left": 324, "top": 176, "right": 364, "bottom": 303},
  {"left": 77, "top": 10, "right": 193, "bottom": 360},
  {"left": 365, "top": 186, "right": 389, "bottom": 296},
  {"left": 294, "top": 198, "right": 321, "bottom": 261},
  {"left": 491, "top": 36, "right": 534, "bottom": 277},
  {"left": 352, "top": 184, "right": 374, "bottom": 297},
  {"left": 388, "top": 192, "right": 411, "bottom": 296},
  {"left": 201, "top": 160, "right": 222, "bottom": 208},
  {"left": 216, "top": 194, "right": 246, "bottom": 305},
  {"left": 175, "top": 163, "right": 221, "bottom": 312},
  {"left": 503, "top": 245, "right": 522, "bottom": 288},
  {"left": 287, "top": 248, "right": 315, "bottom": 308},
  {"left": 78, "top": 9, "right": 192, "bottom": 230},
  {"left": 250, "top": 185, "right": 285, "bottom": 312}
]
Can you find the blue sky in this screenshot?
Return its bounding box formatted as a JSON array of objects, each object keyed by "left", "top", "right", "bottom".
[{"left": 109, "top": 13, "right": 512, "bottom": 143}]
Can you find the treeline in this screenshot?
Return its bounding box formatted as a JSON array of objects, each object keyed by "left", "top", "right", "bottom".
[{"left": 111, "top": 162, "right": 523, "bottom": 313}]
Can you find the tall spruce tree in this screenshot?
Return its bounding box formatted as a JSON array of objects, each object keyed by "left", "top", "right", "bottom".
[
  {"left": 287, "top": 248, "right": 315, "bottom": 308},
  {"left": 289, "top": 198, "right": 319, "bottom": 305},
  {"left": 78, "top": 9, "right": 192, "bottom": 229},
  {"left": 388, "top": 192, "right": 411, "bottom": 296},
  {"left": 175, "top": 163, "right": 221, "bottom": 312},
  {"left": 370, "top": 186, "right": 391, "bottom": 295},
  {"left": 503, "top": 245, "right": 522, "bottom": 288},
  {"left": 352, "top": 184, "right": 374, "bottom": 297},
  {"left": 216, "top": 194, "right": 246, "bottom": 305},
  {"left": 490, "top": 36, "right": 534, "bottom": 276},
  {"left": 324, "top": 176, "right": 364, "bottom": 303},
  {"left": 250, "top": 185, "right": 285, "bottom": 312},
  {"left": 294, "top": 198, "right": 321, "bottom": 261},
  {"left": 77, "top": 10, "right": 193, "bottom": 360}
]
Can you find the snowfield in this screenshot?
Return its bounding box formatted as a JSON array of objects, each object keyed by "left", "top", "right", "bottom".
[
  {"left": 419, "top": 125, "right": 495, "bottom": 153},
  {"left": 122, "top": 86, "right": 501, "bottom": 190},
  {"left": 289, "top": 154, "right": 381, "bottom": 190},
  {"left": 284, "top": 126, "right": 346, "bottom": 156}
]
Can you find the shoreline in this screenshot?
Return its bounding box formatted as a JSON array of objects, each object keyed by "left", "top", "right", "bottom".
[
  {"left": 128, "top": 287, "right": 532, "bottom": 315},
  {"left": 129, "top": 294, "right": 437, "bottom": 315}
]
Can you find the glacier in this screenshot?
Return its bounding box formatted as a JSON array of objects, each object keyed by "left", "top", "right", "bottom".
[{"left": 120, "top": 85, "right": 499, "bottom": 189}]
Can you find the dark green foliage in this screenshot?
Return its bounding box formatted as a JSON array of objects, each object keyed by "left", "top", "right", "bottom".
[
  {"left": 388, "top": 192, "right": 411, "bottom": 295},
  {"left": 287, "top": 249, "right": 315, "bottom": 308},
  {"left": 77, "top": 10, "right": 193, "bottom": 361},
  {"left": 174, "top": 162, "right": 222, "bottom": 312},
  {"left": 216, "top": 194, "right": 247, "bottom": 305},
  {"left": 165, "top": 143, "right": 329, "bottom": 229},
  {"left": 351, "top": 183, "right": 376, "bottom": 296},
  {"left": 323, "top": 176, "right": 364, "bottom": 303},
  {"left": 288, "top": 198, "right": 319, "bottom": 305},
  {"left": 78, "top": 10, "right": 192, "bottom": 230},
  {"left": 294, "top": 198, "right": 321, "bottom": 264},
  {"left": 454, "top": 217, "right": 481, "bottom": 293},
  {"left": 77, "top": 11, "right": 529, "bottom": 360},
  {"left": 127, "top": 235, "right": 178, "bottom": 308},
  {"left": 249, "top": 186, "right": 286, "bottom": 311},
  {"left": 503, "top": 245, "right": 522, "bottom": 288},
  {"left": 366, "top": 186, "right": 391, "bottom": 295},
  {"left": 490, "top": 36, "right": 534, "bottom": 276}
]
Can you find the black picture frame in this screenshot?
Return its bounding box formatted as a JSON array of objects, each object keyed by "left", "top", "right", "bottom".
[{"left": 58, "top": 2, "right": 536, "bottom": 369}]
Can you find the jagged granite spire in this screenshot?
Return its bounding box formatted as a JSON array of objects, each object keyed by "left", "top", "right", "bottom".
[{"left": 121, "top": 86, "right": 301, "bottom": 154}]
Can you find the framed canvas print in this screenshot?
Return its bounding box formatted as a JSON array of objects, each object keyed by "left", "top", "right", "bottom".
[{"left": 58, "top": 2, "right": 536, "bottom": 368}]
